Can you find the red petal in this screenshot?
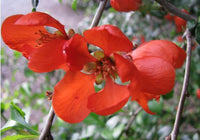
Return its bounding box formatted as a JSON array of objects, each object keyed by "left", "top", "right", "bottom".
[
  {"left": 15, "top": 12, "right": 67, "bottom": 37},
  {"left": 83, "top": 25, "right": 133, "bottom": 55},
  {"left": 130, "top": 40, "right": 186, "bottom": 68},
  {"left": 88, "top": 77, "right": 130, "bottom": 115},
  {"left": 1, "top": 15, "right": 44, "bottom": 57},
  {"left": 114, "top": 53, "right": 137, "bottom": 82},
  {"left": 65, "top": 34, "right": 96, "bottom": 71},
  {"left": 28, "top": 39, "right": 67, "bottom": 72},
  {"left": 110, "top": 0, "right": 142, "bottom": 12},
  {"left": 52, "top": 71, "right": 95, "bottom": 123},
  {"left": 130, "top": 90, "right": 158, "bottom": 115},
  {"left": 129, "top": 57, "right": 175, "bottom": 95},
  {"left": 174, "top": 10, "right": 188, "bottom": 33}
]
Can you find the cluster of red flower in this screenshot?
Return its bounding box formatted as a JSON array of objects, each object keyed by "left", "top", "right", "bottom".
[
  {"left": 165, "top": 9, "right": 189, "bottom": 33},
  {"left": 1, "top": 1, "right": 186, "bottom": 123}
]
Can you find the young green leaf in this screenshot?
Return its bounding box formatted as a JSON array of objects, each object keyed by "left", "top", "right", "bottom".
[
  {"left": 72, "top": 0, "right": 77, "bottom": 11},
  {"left": 2, "top": 134, "right": 38, "bottom": 140}
]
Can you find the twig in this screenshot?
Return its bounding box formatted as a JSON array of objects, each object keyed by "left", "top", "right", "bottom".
[
  {"left": 90, "top": 0, "right": 108, "bottom": 28},
  {"left": 39, "top": 106, "right": 55, "bottom": 140},
  {"left": 168, "top": 28, "right": 192, "bottom": 140},
  {"left": 155, "top": 0, "right": 197, "bottom": 21},
  {"left": 117, "top": 107, "right": 142, "bottom": 140}
]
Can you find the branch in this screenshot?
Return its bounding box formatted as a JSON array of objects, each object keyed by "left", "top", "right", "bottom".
[
  {"left": 155, "top": 0, "right": 197, "bottom": 21},
  {"left": 167, "top": 29, "right": 192, "bottom": 140},
  {"left": 39, "top": 106, "right": 55, "bottom": 140},
  {"left": 90, "top": 0, "right": 108, "bottom": 28},
  {"left": 117, "top": 107, "right": 142, "bottom": 140}
]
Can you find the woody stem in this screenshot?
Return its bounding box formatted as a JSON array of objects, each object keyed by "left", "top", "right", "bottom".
[
  {"left": 168, "top": 28, "right": 192, "bottom": 140},
  {"left": 116, "top": 107, "right": 142, "bottom": 140},
  {"left": 155, "top": 0, "right": 197, "bottom": 21},
  {"left": 39, "top": 106, "right": 55, "bottom": 140},
  {"left": 90, "top": 0, "right": 108, "bottom": 28}
]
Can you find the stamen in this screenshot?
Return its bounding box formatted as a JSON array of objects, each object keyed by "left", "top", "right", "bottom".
[
  {"left": 94, "top": 56, "right": 117, "bottom": 84},
  {"left": 34, "top": 29, "right": 62, "bottom": 47}
]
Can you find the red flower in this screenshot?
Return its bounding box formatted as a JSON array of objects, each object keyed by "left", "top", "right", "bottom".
[
  {"left": 176, "top": 35, "right": 184, "bottom": 42},
  {"left": 128, "top": 40, "right": 186, "bottom": 114},
  {"left": 110, "top": 0, "right": 142, "bottom": 12},
  {"left": 174, "top": 9, "right": 189, "bottom": 33},
  {"left": 164, "top": 13, "right": 174, "bottom": 21},
  {"left": 52, "top": 25, "right": 134, "bottom": 123},
  {"left": 197, "top": 89, "right": 200, "bottom": 99},
  {"left": 1, "top": 12, "right": 70, "bottom": 72}
]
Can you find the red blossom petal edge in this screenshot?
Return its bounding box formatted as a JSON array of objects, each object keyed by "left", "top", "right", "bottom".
[
  {"left": 83, "top": 24, "right": 133, "bottom": 55},
  {"left": 52, "top": 71, "right": 96, "bottom": 123},
  {"left": 15, "top": 12, "right": 67, "bottom": 37},
  {"left": 88, "top": 77, "right": 130, "bottom": 115},
  {"left": 1, "top": 15, "right": 42, "bottom": 57},
  {"left": 130, "top": 40, "right": 186, "bottom": 68}
]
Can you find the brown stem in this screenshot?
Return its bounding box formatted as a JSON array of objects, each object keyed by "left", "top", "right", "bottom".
[
  {"left": 116, "top": 107, "right": 142, "bottom": 140},
  {"left": 90, "top": 0, "right": 108, "bottom": 28},
  {"left": 169, "top": 29, "right": 192, "bottom": 140},
  {"left": 39, "top": 106, "right": 55, "bottom": 140},
  {"left": 155, "top": 0, "right": 197, "bottom": 21}
]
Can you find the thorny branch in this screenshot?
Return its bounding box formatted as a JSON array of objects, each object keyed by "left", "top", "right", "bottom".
[
  {"left": 155, "top": 0, "right": 197, "bottom": 21},
  {"left": 117, "top": 107, "right": 143, "bottom": 140},
  {"left": 166, "top": 29, "right": 193, "bottom": 140},
  {"left": 39, "top": 106, "right": 55, "bottom": 140}
]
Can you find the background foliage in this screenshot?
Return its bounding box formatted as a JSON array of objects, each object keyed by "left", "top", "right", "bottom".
[{"left": 1, "top": 0, "right": 200, "bottom": 139}]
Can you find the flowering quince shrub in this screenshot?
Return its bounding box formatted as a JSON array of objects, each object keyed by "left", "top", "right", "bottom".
[{"left": 1, "top": 0, "right": 200, "bottom": 139}]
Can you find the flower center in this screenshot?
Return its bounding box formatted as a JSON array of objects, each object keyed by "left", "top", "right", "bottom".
[{"left": 94, "top": 56, "right": 117, "bottom": 84}]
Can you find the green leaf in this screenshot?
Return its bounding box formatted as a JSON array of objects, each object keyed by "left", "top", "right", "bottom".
[
  {"left": 162, "top": 91, "right": 174, "bottom": 100},
  {"left": 24, "top": 68, "right": 34, "bottom": 77},
  {"left": 19, "top": 82, "right": 31, "bottom": 96},
  {"left": 14, "top": 51, "right": 22, "bottom": 59},
  {"left": 1, "top": 120, "right": 17, "bottom": 134},
  {"left": 11, "top": 102, "right": 26, "bottom": 118},
  {"left": 113, "top": 124, "right": 124, "bottom": 138},
  {"left": 148, "top": 98, "right": 163, "bottom": 114},
  {"left": 10, "top": 103, "right": 38, "bottom": 135},
  {"left": 2, "top": 134, "right": 38, "bottom": 140},
  {"left": 1, "top": 102, "right": 5, "bottom": 113},
  {"left": 101, "top": 128, "right": 113, "bottom": 140},
  {"left": 195, "top": 23, "right": 200, "bottom": 44},
  {"left": 72, "top": 0, "right": 77, "bottom": 11},
  {"left": 1, "top": 47, "right": 5, "bottom": 65},
  {"left": 84, "top": 113, "right": 105, "bottom": 126}
]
